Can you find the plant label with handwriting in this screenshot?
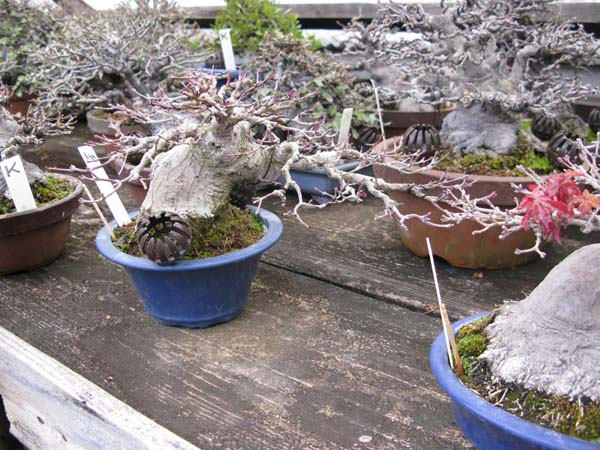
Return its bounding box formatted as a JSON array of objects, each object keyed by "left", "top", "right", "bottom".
[
  {"left": 218, "top": 29, "right": 236, "bottom": 71},
  {"left": 0, "top": 154, "right": 37, "bottom": 212},
  {"left": 77, "top": 146, "right": 131, "bottom": 227}
]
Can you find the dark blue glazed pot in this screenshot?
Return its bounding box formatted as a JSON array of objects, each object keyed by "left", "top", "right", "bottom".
[
  {"left": 430, "top": 313, "right": 600, "bottom": 450},
  {"left": 279, "top": 162, "right": 373, "bottom": 204},
  {"left": 208, "top": 68, "right": 245, "bottom": 88},
  {"left": 96, "top": 207, "right": 283, "bottom": 328}
]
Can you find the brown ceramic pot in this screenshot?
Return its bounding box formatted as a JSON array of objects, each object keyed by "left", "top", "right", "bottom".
[
  {"left": 382, "top": 106, "right": 454, "bottom": 137},
  {"left": 7, "top": 92, "right": 35, "bottom": 117},
  {"left": 572, "top": 96, "right": 600, "bottom": 123},
  {"left": 111, "top": 156, "right": 150, "bottom": 208},
  {"left": 373, "top": 137, "right": 539, "bottom": 269},
  {"left": 86, "top": 109, "right": 148, "bottom": 137},
  {"left": 0, "top": 174, "right": 83, "bottom": 274}
]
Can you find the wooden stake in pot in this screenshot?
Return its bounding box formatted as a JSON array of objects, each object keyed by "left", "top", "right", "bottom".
[{"left": 426, "top": 238, "right": 463, "bottom": 376}]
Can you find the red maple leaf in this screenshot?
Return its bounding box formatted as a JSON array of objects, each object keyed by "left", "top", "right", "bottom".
[
  {"left": 572, "top": 189, "right": 600, "bottom": 217},
  {"left": 519, "top": 173, "right": 582, "bottom": 243}
]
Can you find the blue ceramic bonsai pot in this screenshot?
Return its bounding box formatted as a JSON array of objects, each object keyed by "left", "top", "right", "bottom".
[
  {"left": 430, "top": 313, "right": 600, "bottom": 450},
  {"left": 279, "top": 162, "right": 373, "bottom": 204},
  {"left": 207, "top": 68, "right": 246, "bottom": 88},
  {"left": 96, "top": 207, "right": 283, "bottom": 328}
]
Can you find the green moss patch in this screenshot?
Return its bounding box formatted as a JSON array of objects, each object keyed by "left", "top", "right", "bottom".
[
  {"left": 0, "top": 175, "right": 73, "bottom": 215},
  {"left": 456, "top": 316, "right": 600, "bottom": 443},
  {"left": 113, "top": 204, "right": 265, "bottom": 260},
  {"left": 436, "top": 132, "right": 553, "bottom": 176}
]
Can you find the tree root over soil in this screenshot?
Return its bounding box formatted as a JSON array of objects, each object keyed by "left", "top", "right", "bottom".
[{"left": 456, "top": 317, "right": 600, "bottom": 444}]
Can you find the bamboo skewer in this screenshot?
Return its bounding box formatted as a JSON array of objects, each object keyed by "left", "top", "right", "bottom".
[
  {"left": 426, "top": 238, "right": 463, "bottom": 375},
  {"left": 83, "top": 183, "right": 115, "bottom": 239}
]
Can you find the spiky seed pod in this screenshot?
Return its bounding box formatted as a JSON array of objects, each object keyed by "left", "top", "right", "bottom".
[
  {"left": 589, "top": 108, "right": 600, "bottom": 133},
  {"left": 547, "top": 132, "right": 583, "bottom": 168},
  {"left": 355, "top": 126, "right": 381, "bottom": 151},
  {"left": 402, "top": 123, "right": 441, "bottom": 158},
  {"left": 138, "top": 212, "right": 192, "bottom": 265},
  {"left": 531, "top": 114, "right": 562, "bottom": 141}
]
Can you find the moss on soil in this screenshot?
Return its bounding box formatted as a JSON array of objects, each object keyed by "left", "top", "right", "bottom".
[
  {"left": 455, "top": 316, "right": 600, "bottom": 443},
  {"left": 113, "top": 203, "right": 265, "bottom": 260},
  {"left": 0, "top": 175, "right": 73, "bottom": 215},
  {"left": 436, "top": 131, "right": 554, "bottom": 176}
]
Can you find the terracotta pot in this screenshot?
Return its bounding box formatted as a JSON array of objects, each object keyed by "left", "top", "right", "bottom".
[
  {"left": 373, "top": 137, "right": 539, "bottom": 269},
  {"left": 382, "top": 106, "right": 454, "bottom": 137},
  {"left": 7, "top": 92, "right": 35, "bottom": 117},
  {"left": 86, "top": 109, "right": 147, "bottom": 137},
  {"left": 111, "top": 157, "right": 150, "bottom": 208},
  {"left": 0, "top": 174, "right": 83, "bottom": 275}
]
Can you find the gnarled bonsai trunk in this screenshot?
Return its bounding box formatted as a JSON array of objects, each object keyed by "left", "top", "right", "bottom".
[
  {"left": 482, "top": 244, "right": 600, "bottom": 400},
  {"left": 139, "top": 119, "right": 272, "bottom": 220},
  {"left": 440, "top": 105, "right": 519, "bottom": 156}
]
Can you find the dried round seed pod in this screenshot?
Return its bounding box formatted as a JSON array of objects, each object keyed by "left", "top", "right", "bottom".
[
  {"left": 402, "top": 123, "right": 441, "bottom": 158},
  {"left": 589, "top": 107, "right": 600, "bottom": 133},
  {"left": 547, "top": 132, "right": 582, "bottom": 167},
  {"left": 137, "top": 212, "right": 192, "bottom": 265},
  {"left": 531, "top": 114, "right": 562, "bottom": 141},
  {"left": 355, "top": 126, "right": 381, "bottom": 151}
]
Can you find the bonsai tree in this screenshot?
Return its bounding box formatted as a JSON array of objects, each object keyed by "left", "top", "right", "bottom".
[
  {"left": 351, "top": 0, "right": 600, "bottom": 155},
  {"left": 73, "top": 71, "right": 452, "bottom": 231},
  {"left": 0, "top": 0, "right": 59, "bottom": 95},
  {"left": 28, "top": 0, "right": 210, "bottom": 118},
  {"left": 443, "top": 142, "right": 600, "bottom": 440}
]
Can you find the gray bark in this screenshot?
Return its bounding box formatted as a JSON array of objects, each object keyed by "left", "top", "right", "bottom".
[
  {"left": 440, "top": 106, "right": 519, "bottom": 156},
  {"left": 139, "top": 119, "right": 273, "bottom": 219},
  {"left": 482, "top": 244, "right": 600, "bottom": 400}
]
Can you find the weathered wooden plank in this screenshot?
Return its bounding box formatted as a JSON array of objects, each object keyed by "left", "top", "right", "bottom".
[
  {"left": 0, "top": 326, "right": 198, "bottom": 450},
  {"left": 260, "top": 195, "right": 600, "bottom": 319},
  {"left": 0, "top": 214, "right": 472, "bottom": 449},
  {"left": 182, "top": 2, "right": 600, "bottom": 22}
]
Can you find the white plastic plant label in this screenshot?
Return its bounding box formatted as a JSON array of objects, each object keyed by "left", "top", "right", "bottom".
[
  {"left": 77, "top": 145, "right": 131, "bottom": 227},
  {"left": 337, "top": 107, "right": 354, "bottom": 146},
  {"left": 218, "top": 28, "right": 237, "bottom": 71},
  {"left": 0, "top": 154, "right": 36, "bottom": 212}
]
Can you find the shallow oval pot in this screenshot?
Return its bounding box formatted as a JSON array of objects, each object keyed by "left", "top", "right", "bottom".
[
  {"left": 373, "top": 137, "right": 539, "bottom": 269},
  {"left": 0, "top": 173, "right": 83, "bottom": 275},
  {"left": 96, "top": 207, "right": 283, "bottom": 328},
  {"left": 430, "top": 313, "right": 600, "bottom": 450}
]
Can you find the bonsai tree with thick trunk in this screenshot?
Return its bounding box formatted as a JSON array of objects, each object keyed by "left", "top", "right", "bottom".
[
  {"left": 352, "top": 0, "right": 600, "bottom": 155},
  {"left": 76, "top": 71, "right": 454, "bottom": 228}
]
